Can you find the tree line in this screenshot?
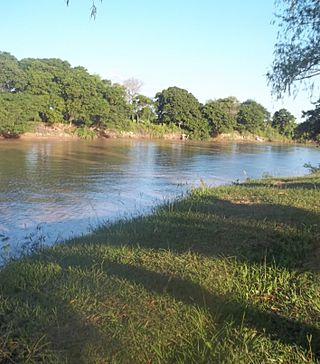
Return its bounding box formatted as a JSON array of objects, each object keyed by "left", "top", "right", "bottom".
[{"left": 0, "top": 51, "right": 319, "bottom": 141}]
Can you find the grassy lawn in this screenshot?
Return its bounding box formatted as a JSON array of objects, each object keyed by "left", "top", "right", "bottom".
[{"left": 0, "top": 173, "right": 320, "bottom": 363}]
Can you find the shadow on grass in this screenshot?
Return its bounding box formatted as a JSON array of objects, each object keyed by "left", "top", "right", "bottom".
[
  {"left": 0, "top": 266, "right": 121, "bottom": 363},
  {"left": 46, "top": 251, "right": 320, "bottom": 357},
  {"left": 89, "top": 195, "right": 319, "bottom": 270},
  {"left": 1, "top": 188, "right": 319, "bottom": 361},
  {"left": 241, "top": 181, "right": 320, "bottom": 190}
]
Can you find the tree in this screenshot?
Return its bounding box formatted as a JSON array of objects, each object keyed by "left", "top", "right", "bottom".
[
  {"left": 202, "top": 97, "right": 239, "bottom": 135},
  {"left": 123, "top": 78, "right": 143, "bottom": 104},
  {"left": 268, "top": 0, "right": 320, "bottom": 97},
  {"left": 0, "top": 93, "right": 41, "bottom": 136},
  {"left": 0, "top": 51, "right": 137, "bottom": 135},
  {"left": 0, "top": 52, "right": 27, "bottom": 92},
  {"left": 272, "top": 108, "right": 297, "bottom": 138},
  {"left": 155, "top": 86, "right": 209, "bottom": 139},
  {"left": 295, "top": 101, "right": 320, "bottom": 141},
  {"left": 38, "top": 95, "right": 65, "bottom": 124},
  {"left": 132, "top": 95, "right": 155, "bottom": 122},
  {"left": 102, "top": 81, "right": 131, "bottom": 125},
  {"left": 20, "top": 58, "right": 67, "bottom": 96},
  {"left": 236, "top": 100, "right": 270, "bottom": 133}
]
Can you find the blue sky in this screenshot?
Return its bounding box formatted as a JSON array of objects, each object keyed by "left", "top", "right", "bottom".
[{"left": 1, "top": 0, "right": 317, "bottom": 120}]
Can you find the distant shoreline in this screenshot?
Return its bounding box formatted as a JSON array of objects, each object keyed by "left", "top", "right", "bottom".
[{"left": 0, "top": 123, "right": 307, "bottom": 145}]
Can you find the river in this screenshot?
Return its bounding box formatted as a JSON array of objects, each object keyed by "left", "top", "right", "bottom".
[{"left": 0, "top": 139, "right": 319, "bottom": 254}]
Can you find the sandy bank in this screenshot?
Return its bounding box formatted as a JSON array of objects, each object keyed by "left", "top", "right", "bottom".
[{"left": 1, "top": 124, "right": 300, "bottom": 144}]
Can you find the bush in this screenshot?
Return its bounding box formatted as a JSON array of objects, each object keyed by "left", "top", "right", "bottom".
[{"left": 73, "top": 126, "right": 97, "bottom": 140}]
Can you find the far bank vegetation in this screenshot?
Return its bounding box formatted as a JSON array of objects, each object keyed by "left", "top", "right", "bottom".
[{"left": 0, "top": 51, "right": 319, "bottom": 143}]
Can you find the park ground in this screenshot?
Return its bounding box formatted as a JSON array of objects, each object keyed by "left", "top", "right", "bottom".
[{"left": 0, "top": 173, "right": 320, "bottom": 363}]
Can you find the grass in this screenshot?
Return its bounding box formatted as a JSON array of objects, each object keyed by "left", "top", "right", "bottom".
[
  {"left": 237, "top": 127, "right": 293, "bottom": 143},
  {"left": 72, "top": 126, "right": 97, "bottom": 140},
  {"left": 106, "top": 120, "right": 181, "bottom": 139},
  {"left": 0, "top": 173, "right": 320, "bottom": 363}
]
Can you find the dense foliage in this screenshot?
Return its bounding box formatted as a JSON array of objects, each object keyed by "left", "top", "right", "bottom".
[
  {"left": 295, "top": 101, "right": 320, "bottom": 142},
  {"left": 0, "top": 52, "right": 130, "bottom": 136},
  {"left": 272, "top": 108, "right": 297, "bottom": 138},
  {"left": 155, "top": 87, "right": 209, "bottom": 139},
  {"left": 201, "top": 97, "right": 239, "bottom": 135},
  {"left": 0, "top": 93, "right": 41, "bottom": 137},
  {"left": 236, "top": 100, "right": 271, "bottom": 134},
  {"left": 0, "top": 51, "right": 318, "bottom": 141}
]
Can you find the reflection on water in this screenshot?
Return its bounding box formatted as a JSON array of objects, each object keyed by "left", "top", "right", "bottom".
[{"left": 0, "top": 139, "right": 319, "bottom": 249}]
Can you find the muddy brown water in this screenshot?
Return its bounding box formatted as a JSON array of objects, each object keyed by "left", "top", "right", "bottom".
[{"left": 0, "top": 138, "right": 319, "bottom": 252}]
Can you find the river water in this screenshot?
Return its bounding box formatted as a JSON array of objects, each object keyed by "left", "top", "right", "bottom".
[{"left": 0, "top": 139, "right": 319, "bottom": 252}]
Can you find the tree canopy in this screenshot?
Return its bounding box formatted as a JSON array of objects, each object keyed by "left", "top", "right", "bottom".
[
  {"left": 237, "top": 100, "right": 271, "bottom": 133},
  {"left": 295, "top": 101, "right": 320, "bottom": 141},
  {"left": 0, "top": 51, "right": 309, "bottom": 141},
  {"left": 155, "top": 87, "right": 209, "bottom": 139},
  {"left": 268, "top": 0, "right": 320, "bottom": 97},
  {"left": 272, "top": 108, "right": 297, "bottom": 138},
  {"left": 202, "top": 97, "right": 239, "bottom": 135},
  {"left": 267, "top": 1, "right": 320, "bottom": 143},
  {"left": 0, "top": 52, "right": 131, "bottom": 135}
]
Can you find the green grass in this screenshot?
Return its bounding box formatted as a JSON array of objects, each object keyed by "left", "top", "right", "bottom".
[
  {"left": 236, "top": 127, "right": 293, "bottom": 143},
  {"left": 72, "top": 126, "right": 97, "bottom": 140},
  {"left": 107, "top": 120, "right": 181, "bottom": 139},
  {"left": 0, "top": 174, "right": 320, "bottom": 363}
]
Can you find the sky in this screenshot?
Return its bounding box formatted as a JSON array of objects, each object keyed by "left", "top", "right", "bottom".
[{"left": 1, "top": 0, "right": 318, "bottom": 120}]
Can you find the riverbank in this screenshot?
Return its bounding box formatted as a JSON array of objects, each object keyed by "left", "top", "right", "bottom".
[
  {"left": 0, "top": 122, "right": 300, "bottom": 144},
  {"left": 0, "top": 173, "right": 319, "bottom": 363},
  {"left": 17, "top": 123, "right": 182, "bottom": 141}
]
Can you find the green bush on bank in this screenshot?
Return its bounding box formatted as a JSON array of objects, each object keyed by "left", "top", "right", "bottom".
[
  {"left": 72, "top": 125, "right": 97, "bottom": 140},
  {"left": 0, "top": 93, "right": 41, "bottom": 137},
  {"left": 107, "top": 119, "right": 180, "bottom": 138}
]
